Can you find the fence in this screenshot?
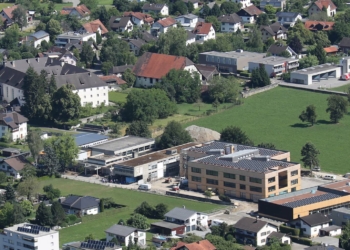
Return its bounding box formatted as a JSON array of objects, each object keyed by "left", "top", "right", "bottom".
[
  {"left": 79, "top": 113, "right": 105, "bottom": 124},
  {"left": 241, "top": 83, "right": 279, "bottom": 98}
]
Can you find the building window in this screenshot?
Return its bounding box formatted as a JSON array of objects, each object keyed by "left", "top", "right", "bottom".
[
  {"left": 261, "top": 232, "right": 266, "bottom": 236},
  {"left": 191, "top": 167, "right": 201, "bottom": 173},
  {"left": 206, "top": 178, "right": 218, "bottom": 185},
  {"left": 291, "top": 170, "right": 298, "bottom": 176},
  {"left": 268, "top": 186, "right": 276, "bottom": 192},
  {"left": 224, "top": 181, "right": 236, "bottom": 188},
  {"left": 240, "top": 184, "right": 246, "bottom": 190},
  {"left": 206, "top": 170, "right": 218, "bottom": 176},
  {"left": 268, "top": 177, "right": 275, "bottom": 183},
  {"left": 291, "top": 179, "right": 298, "bottom": 185},
  {"left": 261, "top": 239, "right": 266, "bottom": 243},
  {"left": 239, "top": 175, "right": 245, "bottom": 181},
  {"left": 249, "top": 177, "right": 262, "bottom": 184},
  {"left": 192, "top": 176, "right": 201, "bottom": 182},
  {"left": 223, "top": 173, "right": 235, "bottom": 179},
  {"left": 250, "top": 186, "right": 262, "bottom": 193}
]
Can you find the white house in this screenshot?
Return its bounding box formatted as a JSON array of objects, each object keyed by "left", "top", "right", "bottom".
[
  {"left": 58, "top": 51, "right": 78, "bottom": 66},
  {"left": 192, "top": 22, "right": 216, "bottom": 42},
  {"left": 267, "top": 44, "right": 298, "bottom": 58},
  {"left": 175, "top": 14, "right": 199, "bottom": 28},
  {"left": 0, "top": 5, "right": 33, "bottom": 27},
  {"left": 0, "top": 223, "right": 59, "bottom": 250},
  {"left": 183, "top": 0, "right": 200, "bottom": 9},
  {"left": 133, "top": 52, "right": 201, "bottom": 87},
  {"left": 25, "top": 30, "right": 50, "bottom": 48},
  {"left": 260, "top": 22, "right": 287, "bottom": 41},
  {"left": 0, "top": 153, "right": 30, "bottom": 179},
  {"left": 164, "top": 207, "right": 208, "bottom": 232},
  {"left": 276, "top": 12, "right": 302, "bottom": 27},
  {"left": 234, "top": 217, "right": 278, "bottom": 246},
  {"left": 267, "top": 232, "right": 291, "bottom": 244},
  {"left": 288, "top": 214, "right": 332, "bottom": 238},
  {"left": 61, "top": 4, "right": 91, "bottom": 19},
  {"left": 237, "top": 5, "right": 263, "bottom": 24},
  {"left": 248, "top": 56, "right": 299, "bottom": 77},
  {"left": 218, "top": 13, "right": 243, "bottom": 32},
  {"left": 142, "top": 3, "right": 169, "bottom": 16},
  {"left": 55, "top": 32, "right": 96, "bottom": 47},
  {"left": 105, "top": 224, "right": 146, "bottom": 246},
  {"left": 126, "top": 38, "right": 146, "bottom": 56},
  {"left": 228, "top": 0, "right": 252, "bottom": 8},
  {"left": 308, "top": 0, "right": 336, "bottom": 17},
  {"left": 186, "top": 31, "right": 196, "bottom": 45},
  {"left": 109, "top": 16, "right": 134, "bottom": 32},
  {"left": 60, "top": 195, "right": 100, "bottom": 216},
  {"left": 0, "top": 111, "right": 28, "bottom": 141},
  {"left": 80, "top": 19, "right": 108, "bottom": 36},
  {"left": 123, "top": 12, "right": 154, "bottom": 26},
  {"left": 151, "top": 17, "right": 177, "bottom": 36}
]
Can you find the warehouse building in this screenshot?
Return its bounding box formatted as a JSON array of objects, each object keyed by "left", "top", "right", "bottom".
[
  {"left": 259, "top": 180, "right": 350, "bottom": 221},
  {"left": 290, "top": 63, "right": 341, "bottom": 85},
  {"left": 248, "top": 56, "right": 299, "bottom": 77},
  {"left": 183, "top": 141, "right": 301, "bottom": 202}
]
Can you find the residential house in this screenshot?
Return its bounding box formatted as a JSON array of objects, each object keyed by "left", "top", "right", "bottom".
[
  {"left": 183, "top": 0, "right": 200, "bottom": 9},
  {"left": 304, "top": 21, "right": 335, "bottom": 31},
  {"left": 24, "top": 30, "right": 50, "bottom": 48},
  {"left": 192, "top": 22, "right": 216, "bottom": 42},
  {"left": 186, "top": 31, "right": 196, "bottom": 45},
  {"left": 110, "top": 65, "right": 134, "bottom": 78},
  {"left": 109, "top": 16, "right": 133, "bottom": 32},
  {"left": 164, "top": 207, "right": 208, "bottom": 232},
  {"left": 308, "top": 0, "right": 336, "bottom": 17},
  {"left": 339, "top": 37, "right": 350, "bottom": 53},
  {"left": 137, "top": 30, "right": 158, "bottom": 43},
  {"left": 267, "top": 44, "right": 298, "bottom": 58},
  {"left": 125, "top": 38, "right": 146, "bottom": 55},
  {"left": 0, "top": 5, "right": 33, "bottom": 27},
  {"left": 319, "top": 225, "right": 342, "bottom": 237},
  {"left": 249, "top": 56, "right": 299, "bottom": 77},
  {"left": 151, "top": 17, "right": 177, "bottom": 36},
  {"left": 199, "top": 2, "right": 216, "bottom": 14},
  {"left": 0, "top": 111, "right": 28, "bottom": 141},
  {"left": 60, "top": 195, "right": 100, "bottom": 216},
  {"left": 55, "top": 32, "right": 96, "bottom": 47},
  {"left": 267, "top": 232, "right": 291, "bottom": 244},
  {"left": 330, "top": 207, "right": 350, "bottom": 226},
  {"left": 133, "top": 52, "right": 200, "bottom": 87},
  {"left": 123, "top": 12, "right": 154, "bottom": 26},
  {"left": 65, "top": 40, "right": 99, "bottom": 53},
  {"left": 228, "top": 0, "right": 252, "bottom": 8},
  {"left": 99, "top": 75, "right": 127, "bottom": 91},
  {"left": 80, "top": 19, "right": 108, "bottom": 36},
  {"left": 58, "top": 50, "right": 78, "bottom": 66},
  {"left": 170, "top": 240, "right": 216, "bottom": 250},
  {"left": 276, "top": 12, "right": 302, "bottom": 27},
  {"left": 218, "top": 13, "right": 243, "bottom": 33},
  {"left": 105, "top": 224, "right": 146, "bottom": 246},
  {"left": 234, "top": 217, "right": 278, "bottom": 246},
  {"left": 195, "top": 64, "right": 219, "bottom": 83},
  {"left": 287, "top": 213, "right": 331, "bottom": 238},
  {"left": 260, "top": 0, "right": 286, "bottom": 9},
  {"left": 175, "top": 14, "right": 199, "bottom": 28},
  {"left": 60, "top": 4, "right": 91, "bottom": 19},
  {"left": 0, "top": 223, "right": 59, "bottom": 250},
  {"left": 324, "top": 45, "right": 339, "bottom": 55},
  {"left": 64, "top": 240, "right": 121, "bottom": 250},
  {"left": 0, "top": 153, "right": 30, "bottom": 179},
  {"left": 237, "top": 5, "right": 263, "bottom": 24},
  {"left": 260, "top": 22, "right": 287, "bottom": 41},
  {"left": 142, "top": 3, "right": 169, "bottom": 16}
]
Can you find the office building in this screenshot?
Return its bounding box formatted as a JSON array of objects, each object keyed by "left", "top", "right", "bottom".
[{"left": 249, "top": 56, "right": 299, "bottom": 77}]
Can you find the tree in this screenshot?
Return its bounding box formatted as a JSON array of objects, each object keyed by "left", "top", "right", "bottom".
[
  {"left": 122, "top": 68, "right": 136, "bottom": 87},
  {"left": 154, "top": 203, "right": 168, "bottom": 219},
  {"left": 251, "top": 65, "right": 271, "bottom": 87},
  {"left": 212, "top": 99, "right": 220, "bottom": 112},
  {"left": 301, "top": 142, "right": 320, "bottom": 170},
  {"left": 204, "top": 190, "right": 212, "bottom": 198},
  {"left": 157, "top": 27, "right": 187, "bottom": 56},
  {"left": 205, "top": 16, "right": 221, "bottom": 32},
  {"left": 17, "top": 177, "right": 39, "bottom": 199},
  {"left": 80, "top": 42, "right": 95, "bottom": 68},
  {"left": 0, "top": 202, "right": 14, "bottom": 228},
  {"left": 208, "top": 76, "right": 240, "bottom": 103},
  {"left": 127, "top": 213, "right": 150, "bottom": 229},
  {"left": 101, "top": 61, "right": 114, "bottom": 75},
  {"left": 80, "top": 0, "right": 98, "bottom": 10},
  {"left": 256, "top": 13, "right": 271, "bottom": 26},
  {"left": 100, "top": 199, "right": 104, "bottom": 212},
  {"left": 279, "top": 50, "right": 291, "bottom": 58},
  {"left": 257, "top": 143, "right": 276, "bottom": 149},
  {"left": 126, "top": 121, "right": 151, "bottom": 138},
  {"left": 220, "top": 126, "right": 253, "bottom": 146},
  {"left": 220, "top": 2, "right": 240, "bottom": 14},
  {"left": 158, "top": 121, "right": 193, "bottom": 149},
  {"left": 46, "top": 19, "right": 63, "bottom": 40},
  {"left": 264, "top": 4, "right": 277, "bottom": 14},
  {"left": 201, "top": 4, "right": 211, "bottom": 17},
  {"left": 210, "top": 3, "right": 221, "bottom": 17},
  {"left": 27, "top": 130, "right": 43, "bottom": 165},
  {"left": 109, "top": 123, "right": 122, "bottom": 138},
  {"left": 85, "top": 234, "right": 95, "bottom": 241},
  {"left": 51, "top": 85, "right": 81, "bottom": 123},
  {"left": 100, "top": 35, "right": 136, "bottom": 66},
  {"left": 299, "top": 105, "right": 317, "bottom": 126},
  {"left": 311, "top": 44, "right": 326, "bottom": 64},
  {"left": 20, "top": 200, "right": 33, "bottom": 216},
  {"left": 5, "top": 184, "right": 16, "bottom": 202},
  {"left": 42, "top": 145, "right": 60, "bottom": 176},
  {"left": 134, "top": 201, "right": 153, "bottom": 218},
  {"left": 246, "top": 26, "right": 264, "bottom": 52},
  {"left": 51, "top": 201, "right": 66, "bottom": 226},
  {"left": 187, "top": 1, "right": 194, "bottom": 13},
  {"left": 43, "top": 184, "right": 61, "bottom": 200},
  {"left": 1, "top": 25, "right": 20, "bottom": 49},
  {"left": 36, "top": 202, "right": 53, "bottom": 226},
  {"left": 48, "top": 74, "right": 57, "bottom": 97},
  {"left": 12, "top": 6, "right": 27, "bottom": 30},
  {"left": 13, "top": 203, "right": 25, "bottom": 224},
  {"left": 340, "top": 222, "right": 350, "bottom": 250},
  {"left": 326, "top": 95, "right": 348, "bottom": 123},
  {"left": 298, "top": 55, "right": 319, "bottom": 69},
  {"left": 0, "top": 172, "right": 6, "bottom": 184},
  {"left": 288, "top": 36, "right": 303, "bottom": 54}
]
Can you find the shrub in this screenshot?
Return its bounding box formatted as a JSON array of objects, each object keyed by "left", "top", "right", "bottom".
[
  {"left": 67, "top": 214, "right": 77, "bottom": 223},
  {"left": 290, "top": 235, "right": 312, "bottom": 246},
  {"left": 218, "top": 195, "right": 231, "bottom": 203},
  {"left": 59, "top": 222, "right": 68, "bottom": 227},
  {"left": 240, "top": 71, "right": 252, "bottom": 78},
  {"left": 280, "top": 224, "right": 300, "bottom": 236}
]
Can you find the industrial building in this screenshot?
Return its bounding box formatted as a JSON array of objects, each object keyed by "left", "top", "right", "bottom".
[
  {"left": 290, "top": 63, "right": 341, "bottom": 85},
  {"left": 183, "top": 141, "right": 301, "bottom": 202},
  {"left": 248, "top": 56, "right": 299, "bottom": 77},
  {"left": 259, "top": 180, "right": 350, "bottom": 221}
]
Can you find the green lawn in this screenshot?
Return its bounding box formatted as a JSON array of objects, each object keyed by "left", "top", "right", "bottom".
[
  {"left": 39, "top": 178, "right": 221, "bottom": 246},
  {"left": 97, "top": 0, "right": 113, "bottom": 5},
  {"left": 40, "top": 2, "right": 73, "bottom": 11},
  {"left": 331, "top": 83, "right": 350, "bottom": 93},
  {"left": 108, "top": 91, "right": 128, "bottom": 103},
  {"left": 184, "top": 87, "right": 350, "bottom": 174}
]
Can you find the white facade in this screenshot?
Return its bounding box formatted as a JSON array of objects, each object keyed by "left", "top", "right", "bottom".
[
  {"left": 186, "top": 36, "right": 196, "bottom": 45},
  {"left": 241, "top": 16, "right": 255, "bottom": 24},
  {"left": 0, "top": 161, "right": 21, "bottom": 179},
  {"left": 106, "top": 230, "right": 146, "bottom": 246},
  {"left": 236, "top": 223, "right": 278, "bottom": 246},
  {"left": 1, "top": 223, "right": 59, "bottom": 250},
  {"left": 70, "top": 86, "right": 109, "bottom": 108},
  {"left": 277, "top": 14, "right": 302, "bottom": 27},
  {"left": 27, "top": 35, "right": 50, "bottom": 48},
  {"left": 221, "top": 22, "right": 242, "bottom": 32},
  {"left": 165, "top": 209, "right": 208, "bottom": 232},
  {"left": 175, "top": 15, "right": 198, "bottom": 28},
  {"left": 291, "top": 64, "right": 342, "bottom": 85},
  {"left": 0, "top": 122, "right": 27, "bottom": 142},
  {"left": 195, "top": 26, "right": 216, "bottom": 42},
  {"left": 308, "top": 3, "right": 336, "bottom": 17},
  {"left": 59, "top": 53, "right": 77, "bottom": 66},
  {"left": 261, "top": 28, "right": 287, "bottom": 41},
  {"left": 151, "top": 21, "right": 176, "bottom": 35},
  {"left": 249, "top": 57, "right": 299, "bottom": 77},
  {"left": 131, "top": 16, "right": 143, "bottom": 26},
  {"left": 70, "top": 9, "right": 90, "bottom": 20},
  {"left": 55, "top": 32, "right": 96, "bottom": 47},
  {"left": 294, "top": 220, "right": 329, "bottom": 238},
  {"left": 143, "top": 5, "right": 169, "bottom": 16},
  {"left": 66, "top": 206, "right": 99, "bottom": 216},
  {"left": 228, "top": 0, "right": 252, "bottom": 8}
]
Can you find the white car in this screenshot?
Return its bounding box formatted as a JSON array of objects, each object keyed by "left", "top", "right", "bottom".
[{"left": 312, "top": 166, "right": 321, "bottom": 172}]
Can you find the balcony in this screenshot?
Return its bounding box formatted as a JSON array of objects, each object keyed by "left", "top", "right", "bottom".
[{"left": 288, "top": 62, "right": 299, "bottom": 69}]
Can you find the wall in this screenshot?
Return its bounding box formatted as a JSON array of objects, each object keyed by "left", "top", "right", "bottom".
[
  {"left": 241, "top": 83, "right": 278, "bottom": 98},
  {"left": 256, "top": 224, "right": 278, "bottom": 246},
  {"left": 11, "top": 122, "right": 27, "bottom": 141},
  {"left": 221, "top": 22, "right": 241, "bottom": 33},
  {"left": 2, "top": 84, "right": 24, "bottom": 102}
]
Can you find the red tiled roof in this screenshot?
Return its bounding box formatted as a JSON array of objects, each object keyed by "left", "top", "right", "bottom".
[
  {"left": 2, "top": 5, "right": 19, "bottom": 19},
  {"left": 313, "top": 0, "right": 337, "bottom": 11},
  {"left": 242, "top": 5, "right": 263, "bottom": 16},
  {"left": 61, "top": 4, "right": 90, "bottom": 16},
  {"left": 133, "top": 52, "right": 193, "bottom": 79},
  {"left": 170, "top": 240, "right": 217, "bottom": 250},
  {"left": 324, "top": 46, "right": 338, "bottom": 53},
  {"left": 99, "top": 75, "right": 126, "bottom": 85},
  {"left": 83, "top": 19, "right": 108, "bottom": 35},
  {"left": 193, "top": 22, "right": 212, "bottom": 35},
  {"left": 157, "top": 17, "right": 176, "bottom": 27},
  {"left": 304, "top": 21, "right": 334, "bottom": 30}
]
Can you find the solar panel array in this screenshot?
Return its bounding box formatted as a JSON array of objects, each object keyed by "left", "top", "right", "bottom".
[
  {"left": 3, "top": 117, "right": 13, "bottom": 123},
  {"left": 17, "top": 227, "right": 40, "bottom": 235},
  {"left": 80, "top": 240, "right": 115, "bottom": 249},
  {"left": 25, "top": 224, "right": 50, "bottom": 232},
  {"left": 283, "top": 193, "right": 341, "bottom": 208}
]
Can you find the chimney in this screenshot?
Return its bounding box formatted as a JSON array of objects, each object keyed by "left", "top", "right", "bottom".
[
  {"left": 255, "top": 216, "right": 258, "bottom": 222},
  {"left": 36, "top": 57, "right": 39, "bottom": 62},
  {"left": 26, "top": 59, "right": 30, "bottom": 64},
  {"left": 11, "top": 61, "right": 15, "bottom": 67},
  {"left": 88, "top": 72, "right": 91, "bottom": 77},
  {"left": 60, "top": 61, "right": 65, "bottom": 67}
]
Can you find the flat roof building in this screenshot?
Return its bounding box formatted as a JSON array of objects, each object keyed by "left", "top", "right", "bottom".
[
  {"left": 249, "top": 56, "right": 299, "bottom": 77},
  {"left": 55, "top": 32, "right": 96, "bottom": 47},
  {"left": 290, "top": 63, "right": 341, "bottom": 85},
  {"left": 184, "top": 141, "right": 300, "bottom": 202},
  {"left": 259, "top": 179, "right": 350, "bottom": 221},
  {"left": 198, "top": 50, "right": 265, "bottom": 73},
  {"left": 74, "top": 133, "right": 109, "bottom": 148}
]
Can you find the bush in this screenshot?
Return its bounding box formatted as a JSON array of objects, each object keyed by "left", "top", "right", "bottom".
[
  {"left": 67, "top": 214, "right": 77, "bottom": 223},
  {"left": 54, "top": 172, "right": 61, "bottom": 178},
  {"left": 280, "top": 224, "right": 300, "bottom": 236},
  {"left": 59, "top": 222, "right": 68, "bottom": 228},
  {"left": 219, "top": 195, "right": 231, "bottom": 203},
  {"left": 240, "top": 71, "right": 252, "bottom": 78},
  {"left": 290, "top": 235, "right": 312, "bottom": 246}
]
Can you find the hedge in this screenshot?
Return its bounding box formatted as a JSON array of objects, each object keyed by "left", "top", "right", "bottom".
[
  {"left": 280, "top": 224, "right": 300, "bottom": 236},
  {"left": 290, "top": 235, "right": 313, "bottom": 246},
  {"left": 240, "top": 71, "right": 252, "bottom": 78}
]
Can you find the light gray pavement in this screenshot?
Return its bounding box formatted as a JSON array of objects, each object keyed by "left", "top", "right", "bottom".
[
  {"left": 292, "top": 243, "right": 309, "bottom": 250},
  {"left": 312, "top": 236, "right": 340, "bottom": 246},
  {"left": 274, "top": 78, "right": 350, "bottom": 91}
]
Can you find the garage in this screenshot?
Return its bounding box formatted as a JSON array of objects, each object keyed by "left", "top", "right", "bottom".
[{"left": 290, "top": 64, "right": 341, "bottom": 85}]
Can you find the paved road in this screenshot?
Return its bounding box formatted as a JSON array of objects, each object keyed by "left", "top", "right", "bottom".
[{"left": 312, "top": 236, "right": 339, "bottom": 246}]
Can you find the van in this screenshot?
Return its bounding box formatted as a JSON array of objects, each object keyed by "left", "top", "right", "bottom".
[
  {"left": 210, "top": 219, "right": 224, "bottom": 227},
  {"left": 323, "top": 175, "right": 336, "bottom": 180},
  {"left": 138, "top": 184, "right": 151, "bottom": 190},
  {"left": 344, "top": 173, "right": 350, "bottom": 178}
]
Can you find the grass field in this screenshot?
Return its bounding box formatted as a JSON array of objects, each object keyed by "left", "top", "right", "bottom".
[
  {"left": 185, "top": 87, "right": 350, "bottom": 174},
  {"left": 97, "top": 0, "right": 113, "bottom": 5},
  {"left": 108, "top": 92, "right": 128, "bottom": 103},
  {"left": 39, "top": 178, "right": 221, "bottom": 246}
]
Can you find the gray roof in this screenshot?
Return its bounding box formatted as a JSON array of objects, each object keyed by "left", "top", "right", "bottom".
[
  {"left": 151, "top": 221, "right": 186, "bottom": 229},
  {"left": 127, "top": 38, "right": 146, "bottom": 48},
  {"left": 282, "top": 193, "right": 341, "bottom": 208},
  {"left": 299, "top": 213, "right": 331, "bottom": 227},
  {"left": 109, "top": 16, "right": 131, "bottom": 30},
  {"left": 320, "top": 225, "right": 342, "bottom": 232},
  {"left": 235, "top": 217, "right": 277, "bottom": 233},
  {"left": 260, "top": 22, "right": 287, "bottom": 36},
  {"left": 55, "top": 71, "right": 107, "bottom": 90},
  {"left": 105, "top": 224, "right": 138, "bottom": 237},
  {"left": 29, "top": 30, "right": 49, "bottom": 39},
  {"left": 187, "top": 30, "right": 196, "bottom": 40},
  {"left": 292, "top": 63, "right": 339, "bottom": 75},
  {"left": 74, "top": 133, "right": 109, "bottom": 147},
  {"left": 218, "top": 13, "right": 242, "bottom": 24},
  {"left": 305, "top": 245, "right": 344, "bottom": 250},
  {"left": 164, "top": 207, "right": 198, "bottom": 220},
  {"left": 276, "top": 12, "right": 301, "bottom": 18},
  {"left": 332, "top": 207, "right": 350, "bottom": 214},
  {"left": 138, "top": 30, "right": 158, "bottom": 43},
  {"left": 61, "top": 195, "right": 99, "bottom": 210},
  {"left": 175, "top": 14, "right": 198, "bottom": 20},
  {"left": 110, "top": 65, "right": 134, "bottom": 74},
  {"left": 267, "top": 231, "right": 287, "bottom": 240},
  {"left": 91, "top": 136, "right": 154, "bottom": 153},
  {"left": 268, "top": 44, "right": 295, "bottom": 55},
  {"left": 142, "top": 3, "right": 167, "bottom": 10}
]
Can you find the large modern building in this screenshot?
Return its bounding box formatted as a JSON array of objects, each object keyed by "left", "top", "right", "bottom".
[
  {"left": 183, "top": 141, "right": 301, "bottom": 202},
  {"left": 198, "top": 50, "right": 265, "bottom": 73},
  {"left": 259, "top": 180, "right": 350, "bottom": 221},
  {"left": 0, "top": 223, "right": 59, "bottom": 250},
  {"left": 290, "top": 63, "right": 341, "bottom": 85},
  {"left": 55, "top": 32, "right": 96, "bottom": 47},
  {"left": 248, "top": 56, "right": 299, "bottom": 77}
]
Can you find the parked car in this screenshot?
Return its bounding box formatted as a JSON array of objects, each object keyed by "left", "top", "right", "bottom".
[
  {"left": 323, "top": 175, "right": 336, "bottom": 180},
  {"left": 312, "top": 166, "right": 321, "bottom": 171},
  {"left": 138, "top": 184, "right": 151, "bottom": 191}
]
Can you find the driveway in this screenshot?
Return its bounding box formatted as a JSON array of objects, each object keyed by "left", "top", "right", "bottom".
[
  {"left": 312, "top": 236, "right": 340, "bottom": 246},
  {"left": 292, "top": 243, "right": 309, "bottom": 250}
]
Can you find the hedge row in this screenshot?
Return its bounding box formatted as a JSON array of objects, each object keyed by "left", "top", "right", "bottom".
[
  {"left": 290, "top": 235, "right": 313, "bottom": 246},
  {"left": 280, "top": 224, "right": 300, "bottom": 236}
]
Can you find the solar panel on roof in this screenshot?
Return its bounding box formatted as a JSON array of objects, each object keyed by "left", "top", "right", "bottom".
[
  {"left": 4, "top": 117, "right": 13, "bottom": 123},
  {"left": 283, "top": 193, "right": 341, "bottom": 208}
]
